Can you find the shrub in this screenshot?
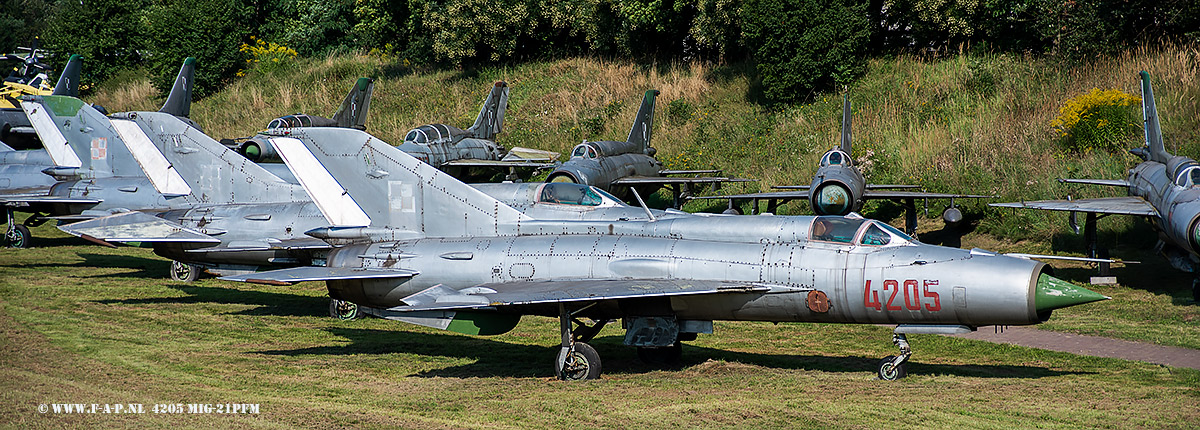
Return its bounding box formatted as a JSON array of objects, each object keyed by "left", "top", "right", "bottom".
[
  {"left": 41, "top": 0, "right": 148, "bottom": 87},
  {"left": 741, "top": 0, "right": 869, "bottom": 104},
  {"left": 237, "top": 37, "right": 299, "bottom": 77},
  {"left": 1050, "top": 88, "right": 1141, "bottom": 153},
  {"left": 144, "top": 0, "right": 253, "bottom": 99}
]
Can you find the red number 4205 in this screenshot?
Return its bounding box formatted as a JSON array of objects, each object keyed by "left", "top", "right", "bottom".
[{"left": 864, "top": 280, "right": 941, "bottom": 312}]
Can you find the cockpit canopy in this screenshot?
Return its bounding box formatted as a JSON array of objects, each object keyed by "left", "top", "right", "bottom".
[
  {"left": 820, "top": 149, "right": 851, "bottom": 167},
  {"left": 570, "top": 143, "right": 599, "bottom": 160},
  {"left": 1176, "top": 165, "right": 1200, "bottom": 188},
  {"left": 267, "top": 115, "right": 312, "bottom": 129},
  {"left": 404, "top": 124, "right": 462, "bottom": 145},
  {"left": 537, "top": 182, "right": 622, "bottom": 207},
  {"left": 809, "top": 216, "right": 913, "bottom": 246}
]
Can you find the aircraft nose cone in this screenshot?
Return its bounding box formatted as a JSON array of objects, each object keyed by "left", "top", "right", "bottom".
[{"left": 1035, "top": 273, "right": 1110, "bottom": 312}]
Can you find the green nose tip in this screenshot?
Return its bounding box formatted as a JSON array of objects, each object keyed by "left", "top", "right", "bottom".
[{"left": 1035, "top": 273, "right": 1110, "bottom": 312}]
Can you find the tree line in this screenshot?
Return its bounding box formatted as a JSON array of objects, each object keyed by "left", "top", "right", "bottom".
[{"left": 3, "top": 0, "right": 1197, "bottom": 103}]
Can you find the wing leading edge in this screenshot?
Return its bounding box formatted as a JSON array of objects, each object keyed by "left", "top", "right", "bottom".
[{"left": 990, "top": 196, "right": 1158, "bottom": 217}]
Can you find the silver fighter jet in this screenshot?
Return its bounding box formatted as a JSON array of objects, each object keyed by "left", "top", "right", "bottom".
[
  {"left": 1, "top": 58, "right": 195, "bottom": 248},
  {"left": 221, "top": 126, "right": 1109, "bottom": 381},
  {"left": 230, "top": 77, "right": 375, "bottom": 164},
  {"left": 993, "top": 71, "right": 1200, "bottom": 301},
  {"left": 698, "top": 94, "right": 992, "bottom": 234},
  {"left": 546, "top": 90, "right": 751, "bottom": 207}
]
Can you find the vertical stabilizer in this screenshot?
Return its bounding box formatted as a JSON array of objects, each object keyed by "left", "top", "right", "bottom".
[
  {"left": 1140, "top": 71, "right": 1170, "bottom": 163},
  {"left": 51, "top": 54, "right": 83, "bottom": 97},
  {"left": 271, "top": 128, "right": 530, "bottom": 237},
  {"left": 331, "top": 77, "right": 375, "bottom": 130},
  {"left": 466, "top": 81, "right": 508, "bottom": 140},
  {"left": 840, "top": 93, "right": 852, "bottom": 154},
  {"left": 159, "top": 57, "right": 195, "bottom": 118},
  {"left": 627, "top": 90, "right": 659, "bottom": 152}
]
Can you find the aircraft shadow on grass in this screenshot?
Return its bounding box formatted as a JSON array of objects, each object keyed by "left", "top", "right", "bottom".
[
  {"left": 5, "top": 252, "right": 168, "bottom": 278},
  {"left": 256, "top": 327, "right": 1084, "bottom": 380},
  {"left": 94, "top": 283, "right": 328, "bottom": 317}
]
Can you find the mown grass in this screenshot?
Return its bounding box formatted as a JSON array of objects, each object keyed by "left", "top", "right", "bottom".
[{"left": 2, "top": 218, "right": 1199, "bottom": 428}]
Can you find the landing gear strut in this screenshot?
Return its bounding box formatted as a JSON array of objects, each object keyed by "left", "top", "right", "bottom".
[
  {"left": 555, "top": 303, "right": 603, "bottom": 381},
  {"left": 1192, "top": 278, "right": 1200, "bottom": 303},
  {"left": 4, "top": 208, "right": 31, "bottom": 249},
  {"left": 877, "top": 333, "right": 911, "bottom": 381}
]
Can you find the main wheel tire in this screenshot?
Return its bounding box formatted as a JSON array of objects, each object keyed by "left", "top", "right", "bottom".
[
  {"left": 170, "top": 261, "right": 201, "bottom": 282},
  {"left": 637, "top": 342, "right": 683, "bottom": 366},
  {"left": 6, "top": 225, "right": 31, "bottom": 249},
  {"left": 877, "top": 355, "right": 907, "bottom": 381},
  {"left": 557, "top": 342, "right": 602, "bottom": 381},
  {"left": 329, "top": 299, "right": 364, "bottom": 320},
  {"left": 1192, "top": 279, "right": 1200, "bottom": 303}
]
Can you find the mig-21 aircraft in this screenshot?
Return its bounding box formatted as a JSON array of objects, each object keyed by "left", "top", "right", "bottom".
[
  {"left": 993, "top": 71, "right": 1200, "bottom": 301},
  {"left": 219, "top": 126, "right": 1108, "bottom": 381},
  {"left": 697, "top": 94, "right": 992, "bottom": 234},
  {"left": 230, "top": 77, "right": 375, "bottom": 163},
  {"left": 1, "top": 57, "right": 192, "bottom": 248},
  {"left": 546, "top": 90, "right": 751, "bottom": 207}
]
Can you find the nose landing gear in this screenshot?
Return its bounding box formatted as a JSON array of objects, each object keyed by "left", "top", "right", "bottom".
[{"left": 877, "top": 333, "right": 911, "bottom": 381}]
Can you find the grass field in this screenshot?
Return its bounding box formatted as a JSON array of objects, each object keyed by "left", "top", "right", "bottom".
[{"left": 2, "top": 221, "right": 1198, "bottom": 429}]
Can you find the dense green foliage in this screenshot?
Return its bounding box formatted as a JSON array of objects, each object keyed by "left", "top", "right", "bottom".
[
  {"left": 742, "top": 0, "right": 869, "bottom": 103},
  {"left": 145, "top": 0, "right": 253, "bottom": 98},
  {"left": 14, "top": 0, "right": 1200, "bottom": 102}
]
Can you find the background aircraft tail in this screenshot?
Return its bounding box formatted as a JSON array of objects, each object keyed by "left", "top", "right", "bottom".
[
  {"left": 466, "top": 81, "right": 508, "bottom": 140},
  {"left": 840, "top": 93, "right": 852, "bottom": 154},
  {"left": 330, "top": 77, "right": 374, "bottom": 130},
  {"left": 159, "top": 57, "right": 195, "bottom": 118},
  {"left": 626, "top": 90, "right": 658, "bottom": 153},
  {"left": 270, "top": 127, "right": 529, "bottom": 235},
  {"left": 51, "top": 54, "right": 82, "bottom": 97},
  {"left": 1140, "top": 71, "right": 1170, "bottom": 163}
]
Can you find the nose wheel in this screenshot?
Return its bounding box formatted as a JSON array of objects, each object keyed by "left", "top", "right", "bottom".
[{"left": 877, "top": 333, "right": 911, "bottom": 381}]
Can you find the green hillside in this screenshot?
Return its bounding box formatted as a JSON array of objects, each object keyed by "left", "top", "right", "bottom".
[{"left": 88, "top": 44, "right": 1200, "bottom": 243}]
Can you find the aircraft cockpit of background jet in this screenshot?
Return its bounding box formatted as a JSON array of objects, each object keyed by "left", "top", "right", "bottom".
[
  {"left": 537, "top": 182, "right": 624, "bottom": 207},
  {"left": 820, "top": 149, "right": 850, "bottom": 167},
  {"left": 404, "top": 124, "right": 457, "bottom": 145},
  {"left": 1175, "top": 165, "right": 1200, "bottom": 188},
  {"left": 268, "top": 115, "right": 313, "bottom": 129},
  {"left": 570, "top": 143, "right": 599, "bottom": 159},
  {"left": 809, "top": 216, "right": 914, "bottom": 247}
]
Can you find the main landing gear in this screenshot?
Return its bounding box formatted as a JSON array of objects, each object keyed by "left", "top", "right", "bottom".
[
  {"left": 3, "top": 208, "right": 32, "bottom": 249},
  {"left": 170, "top": 261, "right": 202, "bottom": 282},
  {"left": 329, "top": 299, "right": 365, "bottom": 320},
  {"left": 877, "top": 333, "right": 911, "bottom": 381},
  {"left": 555, "top": 303, "right": 608, "bottom": 381}
]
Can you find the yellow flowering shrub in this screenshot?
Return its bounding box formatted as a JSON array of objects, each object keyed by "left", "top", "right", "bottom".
[
  {"left": 237, "top": 37, "right": 299, "bottom": 77},
  {"left": 1050, "top": 88, "right": 1140, "bottom": 153}
]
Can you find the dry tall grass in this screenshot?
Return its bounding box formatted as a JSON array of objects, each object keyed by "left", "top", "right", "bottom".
[{"left": 82, "top": 44, "right": 1200, "bottom": 239}]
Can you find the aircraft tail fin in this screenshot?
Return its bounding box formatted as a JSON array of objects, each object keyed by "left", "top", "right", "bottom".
[
  {"left": 466, "top": 81, "right": 508, "bottom": 140},
  {"left": 626, "top": 90, "right": 659, "bottom": 152},
  {"left": 840, "top": 93, "right": 852, "bottom": 154},
  {"left": 159, "top": 57, "right": 196, "bottom": 118},
  {"left": 331, "top": 77, "right": 375, "bottom": 130},
  {"left": 269, "top": 128, "right": 530, "bottom": 235},
  {"left": 51, "top": 54, "right": 83, "bottom": 97},
  {"left": 1140, "top": 71, "right": 1170, "bottom": 163}
]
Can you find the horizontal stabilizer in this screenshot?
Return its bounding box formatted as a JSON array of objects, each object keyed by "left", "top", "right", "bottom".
[
  {"left": 442, "top": 159, "right": 557, "bottom": 169},
  {"left": 219, "top": 266, "right": 418, "bottom": 286},
  {"left": 612, "top": 176, "right": 755, "bottom": 186},
  {"left": 502, "top": 146, "right": 559, "bottom": 162},
  {"left": 693, "top": 190, "right": 809, "bottom": 201},
  {"left": 990, "top": 197, "right": 1157, "bottom": 217},
  {"left": 57, "top": 211, "right": 220, "bottom": 243},
  {"left": 388, "top": 279, "right": 808, "bottom": 312},
  {"left": 1058, "top": 178, "right": 1130, "bottom": 187}
]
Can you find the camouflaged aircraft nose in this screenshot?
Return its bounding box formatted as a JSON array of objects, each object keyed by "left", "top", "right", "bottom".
[{"left": 1035, "top": 273, "right": 1110, "bottom": 312}]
